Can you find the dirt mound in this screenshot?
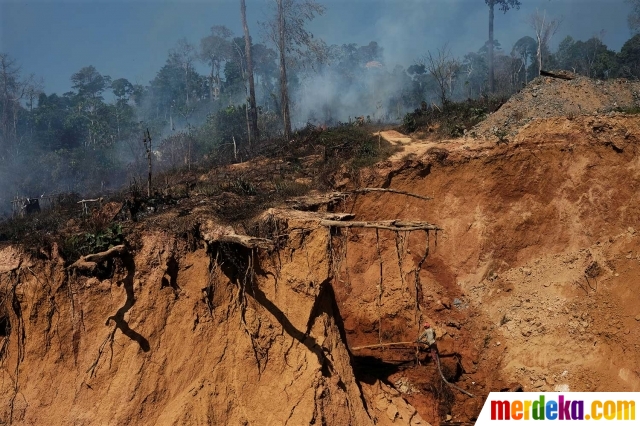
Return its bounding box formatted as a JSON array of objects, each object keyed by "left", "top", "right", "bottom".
[{"left": 473, "top": 75, "right": 640, "bottom": 140}]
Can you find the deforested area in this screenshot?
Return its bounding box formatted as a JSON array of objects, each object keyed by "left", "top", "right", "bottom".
[{"left": 2, "top": 0, "right": 640, "bottom": 425}]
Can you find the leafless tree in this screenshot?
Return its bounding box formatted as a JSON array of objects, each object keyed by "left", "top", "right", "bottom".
[
  {"left": 529, "top": 9, "right": 562, "bottom": 75},
  {"left": 0, "top": 54, "right": 28, "bottom": 159},
  {"left": 419, "top": 45, "right": 460, "bottom": 108},
  {"left": 263, "top": 0, "right": 325, "bottom": 141},
  {"left": 240, "top": 0, "right": 259, "bottom": 146}
]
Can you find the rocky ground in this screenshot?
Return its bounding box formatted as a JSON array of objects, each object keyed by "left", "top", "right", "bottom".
[{"left": 473, "top": 75, "right": 640, "bottom": 140}]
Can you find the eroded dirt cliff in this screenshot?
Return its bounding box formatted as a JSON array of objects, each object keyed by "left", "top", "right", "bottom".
[
  {"left": 1, "top": 110, "right": 640, "bottom": 425},
  {"left": 0, "top": 210, "right": 404, "bottom": 425}
]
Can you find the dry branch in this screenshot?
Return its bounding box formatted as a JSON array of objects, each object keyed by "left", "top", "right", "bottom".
[
  {"left": 289, "top": 188, "right": 431, "bottom": 211},
  {"left": 210, "top": 234, "right": 274, "bottom": 250},
  {"left": 320, "top": 220, "right": 441, "bottom": 232},
  {"left": 351, "top": 341, "right": 417, "bottom": 350},
  {"left": 540, "top": 70, "right": 575, "bottom": 80},
  {"left": 68, "top": 245, "right": 128, "bottom": 272},
  {"left": 322, "top": 213, "right": 355, "bottom": 221},
  {"left": 288, "top": 193, "right": 348, "bottom": 211},
  {"left": 350, "top": 188, "right": 432, "bottom": 201}
]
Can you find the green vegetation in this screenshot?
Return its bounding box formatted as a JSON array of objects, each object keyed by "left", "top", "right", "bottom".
[{"left": 402, "top": 97, "right": 506, "bottom": 137}]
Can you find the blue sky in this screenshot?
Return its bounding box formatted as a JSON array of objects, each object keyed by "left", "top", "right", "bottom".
[{"left": 0, "top": 0, "right": 633, "bottom": 95}]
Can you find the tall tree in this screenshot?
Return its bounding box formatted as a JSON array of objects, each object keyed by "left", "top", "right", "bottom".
[
  {"left": 110, "top": 78, "right": 135, "bottom": 139},
  {"left": 200, "top": 26, "right": 233, "bottom": 102},
  {"left": 485, "top": 0, "right": 521, "bottom": 93},
  {"left": 618, "top": 34, "right": 640, "bottom": 78},
  {"left": 171, "top": 39, "right": 197, "bottom": 106},
  {"left": 512, "top": 36, "right": 537, "bottom": 84},
  {"left": 277, "top": 0, "right": 292, "bottom": 139},
  {"left": 529, "top": 9, "right": 562, "bottom": 75},
  {"left": 265, "top": 0, "right": 325, "bottom": 141},
  {"left": 70, "top": 65, "right": 112, "bottom": 147},
  {"left": 240, "top": 0, "right": 259, "bottom": 145},
  {"left": 0, "top": 54, "right": 27, "bottom": 158}
]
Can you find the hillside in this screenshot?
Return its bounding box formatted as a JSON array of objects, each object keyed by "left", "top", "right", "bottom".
[{"left": 1, "top": 77, "right": 640, "bottom": 425}]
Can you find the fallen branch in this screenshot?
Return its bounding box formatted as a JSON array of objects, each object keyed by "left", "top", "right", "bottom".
[
  {"left": 289, "top": 188, "right": 432, "bottom": 211},
  {"left": 351, "top": 341, "right": 417, "bottom": 350},
  {"left": 210, "top": 234, "right": 274, "bottom": 250},
  {"left": 540, "top": 70, "right": 575, "bottom": 80},
  {"left": 351, "top": 188, "right": 433, "bottom": 201},
  {"left": 320, "top": 220, "right": 441, "bottom": 232},
  {"left": 68, "top": 245, "right": 128, "bottom": 272},
  {"left": 288, "top": 193, "right": 348, "bottom": 211},
  {"left": 435, "top": 352, "right": 475, "bottom": 398},
  {"left": 321, "top": 213, "right": 355, "bottom": 221},
  {"left": 77, "top": 197, "right": 104, "bottom": 215}
]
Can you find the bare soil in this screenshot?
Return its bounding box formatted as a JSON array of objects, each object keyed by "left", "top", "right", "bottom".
[{"left": 1, "top": 79, "right": 640, "bottom": 425}]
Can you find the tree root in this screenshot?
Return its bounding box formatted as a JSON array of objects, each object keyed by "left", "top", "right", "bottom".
[
  {"left": 320, "top": 219, "right": 441, "bottom": 232},
  {"left": 289, "top": 188, "right": 432, "bottom": 211},
  {"left": 67, "top": 245, "right": 128, "bottom": 273},
  {"left": 86, "top": 326, "right": 117, "bottom": 378}
]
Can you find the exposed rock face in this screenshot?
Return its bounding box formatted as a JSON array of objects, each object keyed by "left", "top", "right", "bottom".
[{"left": 0, "top": 213, "right": 383, "bottom": 425}]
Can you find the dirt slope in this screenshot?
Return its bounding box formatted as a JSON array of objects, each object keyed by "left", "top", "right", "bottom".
[
  {"left": 332, "top": 113, "right": 640, "bottom": 423},
  {"left": 473, "top": 75, "right": 640, "bottom": 139},
  {"left": 1, "top": 103, "right": 640, "bottom": 424},
  {"left": 0, "top": 217, "right": 365, "bottom": 425}
]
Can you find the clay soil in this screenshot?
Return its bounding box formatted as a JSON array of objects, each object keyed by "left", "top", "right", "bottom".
[{"left": 1, "top": 78, "right": 640, "bottom": 426}]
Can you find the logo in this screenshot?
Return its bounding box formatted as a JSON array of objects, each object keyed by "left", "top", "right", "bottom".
[{"left": 476, "top": 392, "right": 637, "bottom": 424}]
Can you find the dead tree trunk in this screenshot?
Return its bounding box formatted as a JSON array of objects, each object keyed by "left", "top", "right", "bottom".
[
  {"left": 143, "top": 129, "right": 152, "bottom": 197},
  {"left": 277, "top": 0, "right": 292, "bottom": 141},
  {"left": 241, "top": 0, "right": 259, "bottom": 146},
  {"left": 488, "top": 0, "right": 495, "bottom": 93}
]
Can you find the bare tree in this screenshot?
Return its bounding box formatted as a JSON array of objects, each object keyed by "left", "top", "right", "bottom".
[
  {"left": 0, "top": 54, "right": 27, "bottom": 159},
  {"left": 263, "top": 0, "right": 325, "bottom": 141},
  {"left": 240, "top": 0, "right": 259, "bottom": 146},
  {"left": 419, "top": 45, "right": 460, "bottom": 108},
  {"left": 485, "top": 0, "right": 521, "bottom": 93},
  {"left": 529, "top": 9, "right": 562, "bottom": 74}
]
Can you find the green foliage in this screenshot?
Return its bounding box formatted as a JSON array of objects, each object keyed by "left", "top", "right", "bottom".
[
  {"left": 62, "top": 223, "right": 124, "bottom": 263},
  {"left": 618, "top": 34, "right": 640, "bottom": 78},
  {"left": 494, "top": 127, "right": 509, "bottom": 144},
  {"left": 198, "top": 105, "right": 248, "bottom": 153},
  {"left": 613, "top": 106, "right": 640, "bottom": 114}
]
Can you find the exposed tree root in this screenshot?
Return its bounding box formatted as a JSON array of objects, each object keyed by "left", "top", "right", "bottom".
[
  {"left": 86, "top": 326, "right": 117, "bottom": 378},
  {"left": 202, "top": 251, "right": 220, "bottom": 317},
  {"left": 211, "top": 234, "right": 275, "bottom": 250},
  {"left": 349, "top": 188, "right": 432, "bottom": 201},
  {"left": 414, "top": 230, "right": 430, "bottom": 324},
  {"left": 320, "top": 219, "right": 441, "bottom": 232},
  {"left": 67, "top": 245, "right": 128, "bottom": 273},
  {"left": 375, "top": 229, "right": 383, "bottom": 347},
  {"left": 0, "top": 269, "right": 26, "bottom": 424},
  {"left": 289, "top": 188, "right": 432, "bottom": 211}
]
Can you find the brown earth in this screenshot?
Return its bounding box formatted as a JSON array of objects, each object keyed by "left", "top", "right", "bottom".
[
  {"left": 1, "top": 93, "right": 640, "bottom": 424},
  {"left": 473, "top": 75, "right": 640, "bottom": 140}
]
